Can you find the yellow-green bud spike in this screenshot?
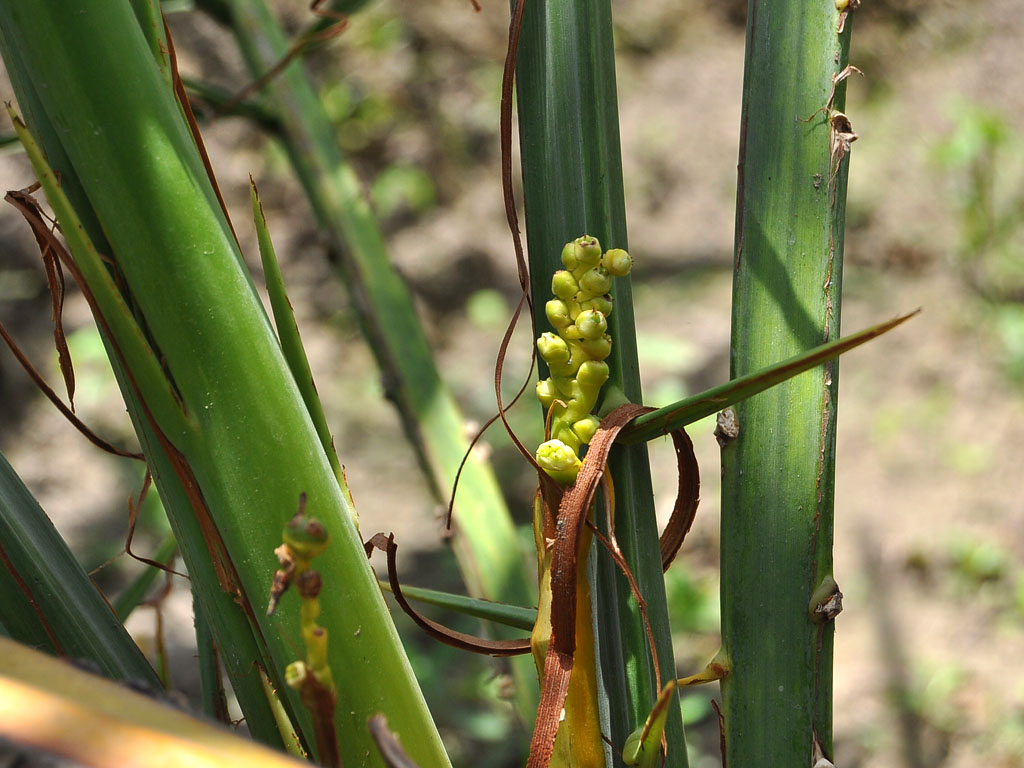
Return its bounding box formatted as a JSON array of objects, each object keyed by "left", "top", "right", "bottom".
[
  {"left": 580, "top": 335, "right": 612, "bottom": 361},
  {"left": 552, "top": 270, "right": 579, "bottom": 300},
  {"left": 577, "top": 360, "right": 610, "bottom": 390},
  {"left": 536, "top": 439, "right": 583, "bottom": 485},
  {"left": 537, "top": 332, "right": 570, "bottom": 366},
  {"left": 572, "top": 416, "right": 601, "bottom": 445},
  {"left": 552, "top": 424, "right": 582, "bottom": 454},
  {"left": 578, "top": 267, "right": 612, "bottom": 297},
  {"left": 603, "top": 248, "right": 632, "bottom": 277},
  {"left": 545, "top": 299, "right": 572, "bottom": 329},
  {"left": 574, "top": 235, "right": 602, "bottom": 271},
  {"left": 575, "top": 309, "right": 608, "bottom": 340},
  {"left": 537, "top": 235, "right": 634, "bottom": 485}
]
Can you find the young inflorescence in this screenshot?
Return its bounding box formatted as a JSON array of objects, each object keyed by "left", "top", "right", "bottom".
[
  {"left": 535, "top": 235, "right": 632, "bottom": 485},
  {"left": 268, "top": 494, "right": 335, "bottom": 696}
]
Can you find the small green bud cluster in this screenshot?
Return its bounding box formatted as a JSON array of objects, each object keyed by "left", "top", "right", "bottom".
[
  {"left": 536, "top": 235, "right": 632, "bottom": 485},
  {"left": 268, "top": 495, "right": 336, "bottom": 695}
]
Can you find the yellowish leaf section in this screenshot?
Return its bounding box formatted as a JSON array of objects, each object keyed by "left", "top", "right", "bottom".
[{"left": 0, "top": 638, "right": 307, "bottom": 768}]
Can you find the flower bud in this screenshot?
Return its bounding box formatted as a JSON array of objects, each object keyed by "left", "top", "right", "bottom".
[
  {"left": 285, "top": 660, "right": 308, "bottom": 689},
  {"left": 551, "top": 270, "right": 579, "bottom": 300},
  {"left": 578, "top": 267, "right": 612, "bottom": 297},
  {"left": 284, "top": 513, "right": 329, "bottom": 560},
  {"left": 575, "top": 309, "right": 608, "bottom": 340},
  {"left": 603, "top": 248, "right": 632, "bottom": 277},
  {"left": 537, "top": 332, "right": 569, "bottom": 366},
  {"left": 580, "top": 334, "right": 612, "bottom": 360},
  {"left": 296, "top": 569, "right": 323, "bottom": 599},
  {"left": 545, "top": 299, "right": 572, "bottom": 329},
  {"left": 536, "top": 439, "right": 583, "bottom": 485},
  {"left": 575, "top": 235, "right": 602, "bottom": 270},
  {"left": 560, "top": 323, "right": 583, "bottom": 341},
  {"left": 552, "top": 375, "right": 581, "bottom": 401},
  {"left": 536, "top": 378, "right": 558, "bottom": 407},
  {"left": 572, "top": 416, "right": 601, "bottom": 445},
  {"left": 579, "top": 295, "right": 613, "bottom": 316},
  {"left": 577, "top": 360, "right": 610, "bottom": 389},
  {"left": 560, "top": 241, "right": 580, "bottom": 271}
]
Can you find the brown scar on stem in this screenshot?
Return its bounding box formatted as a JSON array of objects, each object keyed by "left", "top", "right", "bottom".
[
  {"left": 812, "top": 731, "right": 836, "bottom": 768},
  {"left": 715, "top": 408, "right": 739, "bottom": 447},
  {"left": 809, "top": 575, "right": 844, "bottom": 624},
  {"left": 711, "top": 699, "right": 726, "bottom": 768}
]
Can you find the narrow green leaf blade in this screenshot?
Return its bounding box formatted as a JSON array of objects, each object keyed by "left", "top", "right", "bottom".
[
  {"left": 250, "top": 182, "right": 347, "bottom": 499},
  {"left": 380, "top": 580, "right": 537, "bottom": 632},
  {"left": 621, "top": 311, "right": 917, "bottom": 444},
  {"left": 0, "top": 450, "right": 160, "bottom": 686}
]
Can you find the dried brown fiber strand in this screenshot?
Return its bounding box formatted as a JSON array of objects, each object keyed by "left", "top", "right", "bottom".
[
  {"left": 7, "top": 186, "right": 75, "bottom": 409},
  {"left": 364, "top": 533, "right": 532, "bottom": 656},
  {"left": 493, "top": 0, "right": 544, "bottom": 474},
  {"left": 2, "top": 190, "right": 144, "bottom": 460},
  {"left": 368, "top": 714, "right": 424, "bottom": 768}
]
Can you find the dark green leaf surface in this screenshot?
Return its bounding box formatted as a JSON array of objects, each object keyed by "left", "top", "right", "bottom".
[{"left": 0, "top": 451, "right": 159, "bottom": 686}]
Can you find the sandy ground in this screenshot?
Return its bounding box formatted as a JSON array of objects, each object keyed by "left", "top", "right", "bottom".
[{"left": 2, "top": 1, "right": 1023, "bottom": 766}]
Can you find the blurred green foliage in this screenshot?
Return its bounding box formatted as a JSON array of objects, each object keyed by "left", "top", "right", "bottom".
[{"left": 933, "top": 100, "right": 1024, "bottom": 385}]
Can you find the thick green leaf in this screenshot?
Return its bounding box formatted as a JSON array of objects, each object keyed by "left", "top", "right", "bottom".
[{"left": 0, "top": 3, "right": 450, "bottom": 764}]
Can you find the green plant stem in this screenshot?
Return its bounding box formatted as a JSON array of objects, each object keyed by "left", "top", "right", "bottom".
[
  {"left": 514, "top": 0, "right": 685, "bottom": 762},
  {"left": 719, "top": 2, "right": 854, "bottom": 763}
]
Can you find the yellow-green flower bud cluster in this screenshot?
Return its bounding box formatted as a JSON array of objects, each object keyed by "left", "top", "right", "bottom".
[{"left": 536, "top": 235, "right": 632, "bottom": 485}]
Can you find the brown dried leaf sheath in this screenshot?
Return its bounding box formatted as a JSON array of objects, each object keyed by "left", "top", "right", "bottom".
[{"left": 372, "top": 403, "right": 700, "bottom": 766}]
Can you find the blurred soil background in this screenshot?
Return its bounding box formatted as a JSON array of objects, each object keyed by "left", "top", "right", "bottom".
[{"left": 2, "top": 0, "right": 1024, "bottom": 766}]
